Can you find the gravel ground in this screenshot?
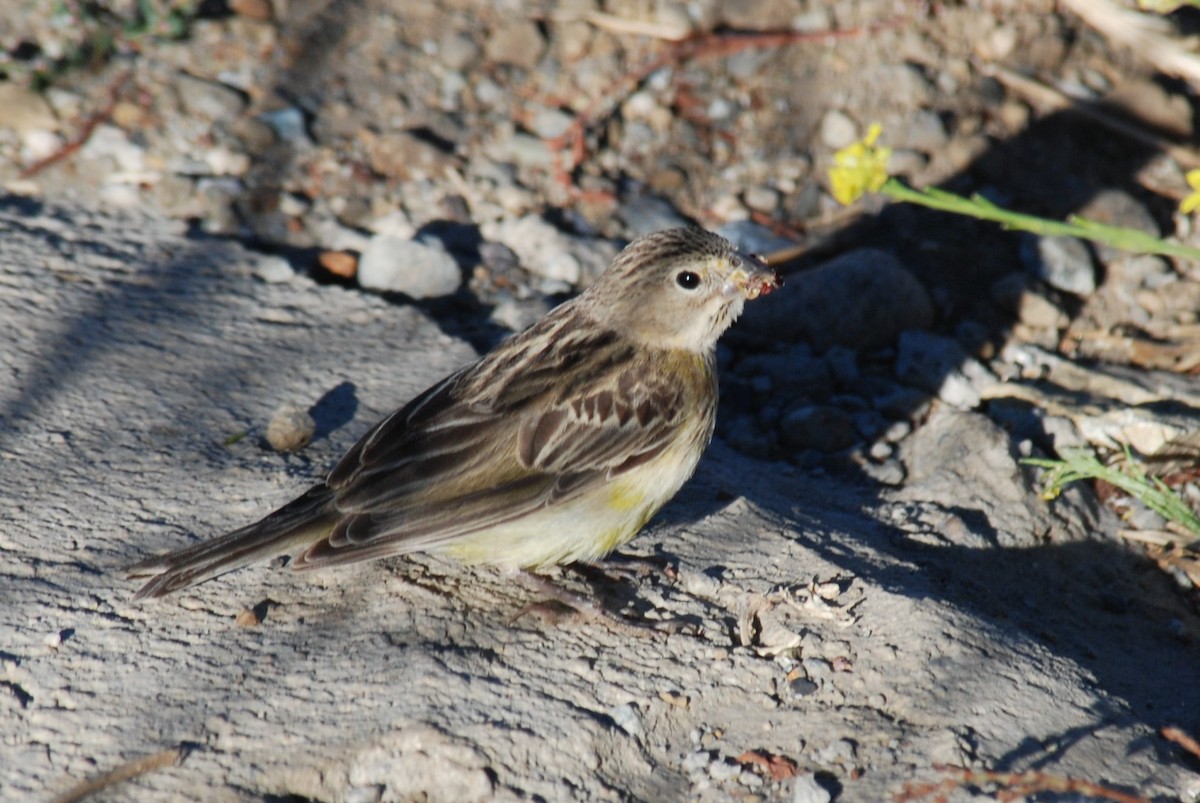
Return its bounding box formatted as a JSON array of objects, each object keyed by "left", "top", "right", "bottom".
[{"left": 3, "top": 1, "right": 1200, "bottom": 801}]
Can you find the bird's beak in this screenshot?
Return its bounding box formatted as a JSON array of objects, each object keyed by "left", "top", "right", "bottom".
[{"left": 726, "top": 254, "right": 782, "bottom": 300}]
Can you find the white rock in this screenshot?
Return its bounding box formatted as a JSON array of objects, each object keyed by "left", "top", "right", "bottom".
[
  {"left": 895, "top": 331, "right": 997, "bottom": 410},
  {"left": 254, "top": 255, "right": 296, "bottom": 284},
  {"left": 792, "top": 772, "right": 831, "bottom": 803},
  {"left": 80, "top": 124, "right": 145, "bottom": 171},
  {"left": 357, "top": 236, "right": 462, "bottom": 298},
  {"left": 20, "top": 130, "right": 64, "bottom": 164},
  {"left": 483, "top": 215, "right": 582, "bottom": 284},
  {"left": 818, "top": 109, "right": 859, "bottom": 149}
]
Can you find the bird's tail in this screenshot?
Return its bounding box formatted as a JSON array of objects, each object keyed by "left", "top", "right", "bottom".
[{"left": 127, "top": 484, "right": 339, "bottom": 599}]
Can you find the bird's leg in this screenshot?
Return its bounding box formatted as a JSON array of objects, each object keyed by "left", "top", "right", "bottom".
[{"left": 569, "top": 551, "right": 678, "bottom": 585}]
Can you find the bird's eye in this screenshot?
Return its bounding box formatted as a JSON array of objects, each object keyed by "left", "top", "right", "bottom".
[{"left": 675, "top": 271, "right": 701, "bottom": 290}]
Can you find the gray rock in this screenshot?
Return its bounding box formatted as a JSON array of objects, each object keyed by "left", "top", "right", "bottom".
[
  {"left": 892, "top": 108, "right": 947, "bottom": 153},
  {"left": 253, "top": 255, "right": 296, "bottom": 284},
  {"left": 528, "top": 107, "right": 574, "bottom": 139},
  {"left": 741, "top": 249, "right": 934, "bottom": 351},
  {"left": 487, "top": 130, "right": 554, "bottom": 168},
  {"left": 739, "top": 344, "right": 834, "bottom": 400},
  {"left": 1019, "top": 234, "right": 1096, "bottom": 296},
  {"left": 721, "top": 415, "right": 776, "bottom": 459},
  {"left": 1119, "top": 254, "right": 1175, "bottom": 290},
  {"left": 258, "top": 106, "right": 311, "bottom": 146},
  {"left": 357, "top": 236, "right": 462, "bottom": 298},
  {"left": 483, "top": 218, "right": 618, "bottom": 289},
  {"left": 616, "top": 196, "right": 692, "bottom": 238},
  {"left": 818, "top": 109, "right": 858, "bottom": 149},
  {"left": 490, "top": 294, "right": 551, "bottom": 332},
  {"left": 438, "top": 32, "right": 480, "bottom": 71},
  {"left": 1077, "top": 189, "right": 1159, "bottom": 265},
  {"left": 852, "top": 410, "right": 887, "bottom": 439},
  {"left": 779, "top": 405, "right": 858, "bottom": 453},
  {"left": 366, "top": 130, "right": 456, "bottom": 181},
  {"left": 174, "top": 72, "right": 247, "bottom": 121},
  {"left": 716, "top": 220, "right": 796, "bottom": 256},
  {"left": 824, "top": 346, "right": 860, "bottom": 384},
  {"left": 894, "top": 408, "right": 1101, "bottom": 549},
  {"left": 792, "top": 772, "right": 832, "bottom": 803},
  {"left": 0, "top": 82, "right": 58, "bottom": 133},
  {"left": 483, "top": 21, "right": 545, "bottom": 69},
  {"left": 482, "top": 215, "right": 582, "bottom": 284},
  {"left": 861, "top": 456, "right": 906, "bottom": 485},
  {"left": 895, "top": 331, "right": 997, "bottom": 410},
  {"left": 743, "top": 185, "right": 780, "bottom": 213},
  {"left": 990, "top": 272, "right": 1067, "bottom": 329}
]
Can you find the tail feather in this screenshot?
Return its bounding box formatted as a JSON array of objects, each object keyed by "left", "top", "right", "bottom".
[{"left": 128, "top": 484, "right": 338, "bottom": 599}]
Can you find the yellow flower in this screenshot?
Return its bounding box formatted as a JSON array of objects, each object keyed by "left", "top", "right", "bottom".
[
  {"left": 1181, "top": 168, "right": 1200, "bottom": 215},
  {"left": 828, "top": 122, "right": 892, "bottom": 205}
]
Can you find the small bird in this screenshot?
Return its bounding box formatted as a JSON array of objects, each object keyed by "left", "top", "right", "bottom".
[{"left": 128, "top": 227, "right": 780, "bottom": 600}]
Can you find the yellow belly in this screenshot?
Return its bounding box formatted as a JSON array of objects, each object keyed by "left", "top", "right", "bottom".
[{"left": 441, "top": 437, "right": 704, "bottom": 569}]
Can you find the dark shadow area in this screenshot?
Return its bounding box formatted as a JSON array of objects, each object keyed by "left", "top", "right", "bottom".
[
  {"left": 308, "top": 380, "right": 358, "bottom": 441},
  {"left": 0, "top": 195, "right": 274, "bottom": 467}
]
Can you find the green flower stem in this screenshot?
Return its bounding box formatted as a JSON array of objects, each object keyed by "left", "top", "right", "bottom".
[
  {"left": 880, "top": 178, "right": 1200, "bottom": 263},
  {"left": 1023, "top": 449, "right": 1200, "bottom": 541}
]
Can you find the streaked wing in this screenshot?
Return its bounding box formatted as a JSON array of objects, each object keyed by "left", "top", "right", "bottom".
[
  {"left": 515, "top": 366, "right": 688, "bottom": 477},
  {"left": 296, "top": 312, "right": 702, "bottom": 568}
]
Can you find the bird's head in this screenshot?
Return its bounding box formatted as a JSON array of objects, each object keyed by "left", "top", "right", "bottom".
[{"left": 586, "top": 228, "right": 781, "bottom": 353}]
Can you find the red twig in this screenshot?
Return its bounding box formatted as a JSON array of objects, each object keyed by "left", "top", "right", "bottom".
[
  {"left": 1163, "top": 726, "right": 1200, "bottom": 760},
  {"left": 20, "top": 70, "right": 133, "bottom": 179}
]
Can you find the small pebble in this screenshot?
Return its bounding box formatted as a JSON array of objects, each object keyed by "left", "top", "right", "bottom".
[
  {"left": 254, "top": 255, "right": 296, "bottom": 284},
  {"left": 815, "top": 738, "right": 857, "bottom": 765},
  {"left": 266, "top": 403, "right": 316, "bottom": 452},
  {"left": 235, "top": 607, "right": 262, "bottom": 627},
  {"left": 792, "top": 772, "right": 832, "bottom": 803},
  {"left": 484, "top": 21, "right": 545, "bottom": 69},
  {"left": 1019, "top": 234, "right": 1096, "bottom": 296},
  {"left": 681, "top": 570, "right": 722, "bottom": 598},
  {"left": 608, "top": 702, "right": 644, "bottom": 737},
  {"left": 317, "top": 250, "right": 357, "bottom": 279},
  {"left": 818, "top": 109, "right": 858, "bottom": 149},
  {"left": 174, "top": 72, "right": 247, "bottom": 121},
  {"left": 617, "top": 196, "right": 692, "bottom": 238},
  {"left": 895, "top": 331, "right": 996, "bottom": 410},
  {"left": 344, "top": 785, "right": 385, "bottom": 803},
  {"left": 258, "top": 107, "right": 310, "bottom": 145},
  {"left": 1077, "top": 191, "right": 1159, "bottom": 263},
  {"left": 709, "top": 758, "right": 741, "bottom": 781},
  {"left": 789, "top": 677, "right": 819, "bottom": 697},
  {"left": 438, "top": 32, "right": 480, "bottom": 71},
  {"left": 0, "top": 83, "right": 58, "bottom": 133},
  {"left": 743, "top": 185, "right": 780, "bottom": 213},
  {"left": 715, "top": 220, "right": 795, "bottom": 255},
  {"left": 683, "top": 750, "right": 711, "bottom": 774},
  {"left": 779, "top": 405, "right": 858, "bottom": 453}
]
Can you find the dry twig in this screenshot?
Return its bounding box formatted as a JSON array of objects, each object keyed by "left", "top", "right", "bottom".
[
  {"left": 20, "top": 70, "right": 134, "bottom": 179},
  {"left": 49, "top": 746, "right": 188, "bottom": 803}
]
